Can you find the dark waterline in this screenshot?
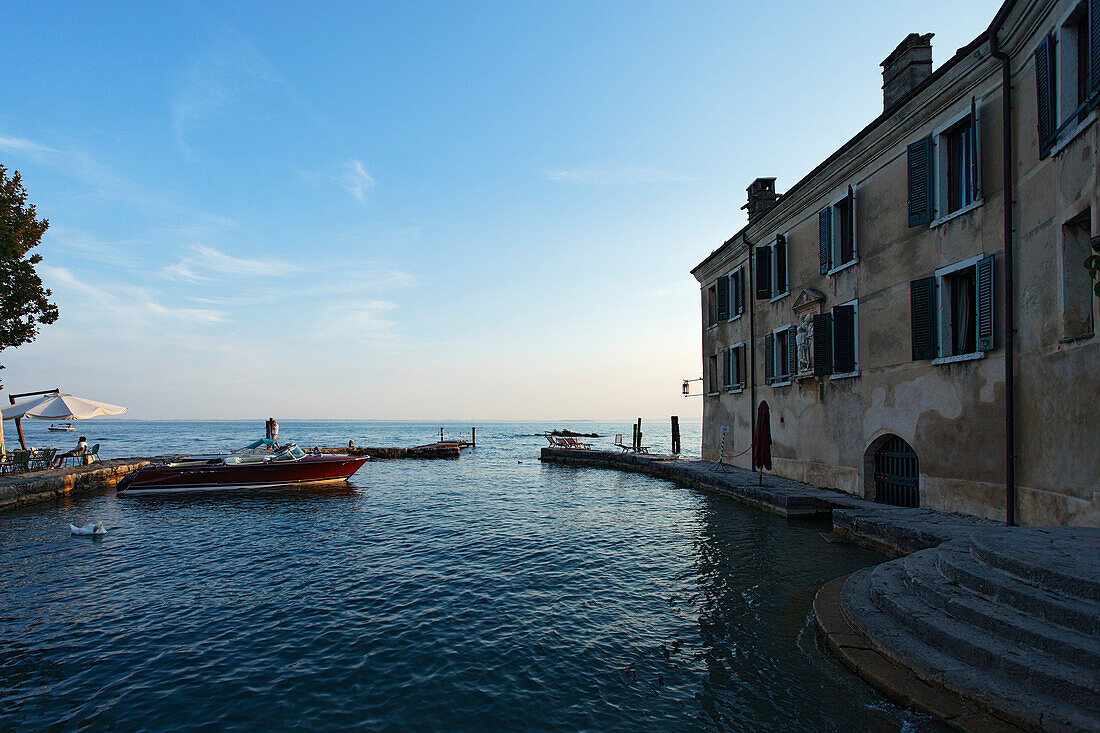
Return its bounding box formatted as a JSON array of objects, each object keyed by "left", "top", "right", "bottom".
[{"left": 1, "top": 421, "right": 943, "bottom": 731}]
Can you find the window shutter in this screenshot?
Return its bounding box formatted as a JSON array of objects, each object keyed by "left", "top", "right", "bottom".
[
  {"left": 737, "top": 345, "right": 746, "bottom": 387},
  {"left": 735, "top": 269, "right": 744, "bottom": 314},
  {"left": 907, "top": 137, "right": 934, "bottom": 226},
  {"left": 819, "top": 208, "right": 831, "bottom": 274},
  {"left": 787, "top": 327, "right": 797, "bottom": 378},
  {"left": 1035, "top": 35, "right": 1056, "bottom": 159},
  {"left": 848, "top": 184, "right": 857, "bottom": 259},
  {"left": 722, "top": 349, "right": 731, "bottom": 389},
  {"left": 833, "top": 305, "right": 856, "bottom": 373},
  {"left": 764, "top": 333, "right": 775, "bottom": 383},
  {"left": 775, "top": 236, "right": 787, "bottom": 294},
  {"left": 1091, "top": 0, "right": 1100, "bottom": 102},
  {"left": 717, "top": 276, "right": 730, "bottom": 320},
  {"left": 976, "top": 254, "right": 995, "bottom": 352},
  {"left": 813, "top": 313, "right": 833, "bottom": 376},
  {"left": 910, "top": 276, "right": 938, "bottom": 360},
  {"left": 969, "top": 97, "right": 981, "bottom": 201},
  {"left": 755, "top": 247, "right": 772, "bottom": 299}
]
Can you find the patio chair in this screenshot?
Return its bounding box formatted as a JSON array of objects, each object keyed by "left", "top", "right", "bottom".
[
  {"left": 59, "top": 447, "right": 86, "bottom": 468},
  {"left": 87, "top": 444, "right": 100, "bottom": 463},
  {"left": 30, "top": 448, "right": 57, "bottom": 471},
  {"left": 3, "top": 450, "right": 31, "bottom": 475}
]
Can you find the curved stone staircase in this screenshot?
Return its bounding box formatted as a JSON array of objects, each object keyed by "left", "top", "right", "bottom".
[{"left": 839, "top": 528, "right": 1100, "bottom": 732}]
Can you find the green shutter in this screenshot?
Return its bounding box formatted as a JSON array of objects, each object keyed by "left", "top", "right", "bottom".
[
  {"left": 722, "top": 349, "right": 731, "bottom": 388},
  {"left": 847, "top": 185, "right": 857, "bottom": 260},
  {"left": 787, "top": 327, "right": 797, "bottom": 378},
  {"left": 737, "top": 345, "right": 746, "bottom": 387},
  {"left": 755, "top": 247, "right": 772, "bottom": 299},
  {"left": 775, "top": 236, "right": 787, "bottom": 294},
  {"left": 976, "top": 255, "right": 995, "bottom": 352},
  {"left": 813, "top": 313, "right": 833, "bottom": 376},
  {"left": 969, "top": 98, "right": 981, "bottom": 201},
  {"left": 717, "top": 276, "right": 730, "bottom": 320},
  {"left": 907, "top": 137, "right": 934, "bottom": 226},
  {"left": 764, "top": 333, "right": 775, "bottom": 383},
  {"left": 911, "top": 276, "right": 938, "bottom": 360},
  {"left": 819, "top": 208, "right": 831, "bottom": 274},
  {"left": 734, "top": 269, "right": 744, "bottom": 314},
  {"left": 833, "top": 305, "right": 856, "bottom": 373},
  {"left": 1091, "top": 0, "right": 1100, "bottom": 102},
  {"left": 1035, "top": 34, "right": 1056, "bottom": 159}
]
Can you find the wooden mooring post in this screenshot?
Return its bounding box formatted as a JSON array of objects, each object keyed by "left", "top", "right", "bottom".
[
  {"left": 633, "top": 418, "right": 642, "bottom": 451},
  {"left": 671, "top": 416, "right": 680, "bottom": 454},
  {"left": 471, "top": 427, "right": 476, "bottom": 447}
]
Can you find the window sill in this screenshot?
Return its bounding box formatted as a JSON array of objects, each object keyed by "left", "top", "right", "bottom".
[
  {"left": 769, "top": 291, "right": 790, "bottom": 304},
  {"left": 827, "top": 259, "right": 858, "bottom": 277},
  {"left": 768, "top": 379, "right": 791, "bottom": 388},
  {"left": 726, "top": 386, "right": 744, "bottom": 394},
  {"left": 829, "top": 370, "right": 860, "bottom": 380},
  {"left": 931, "top": 351, "right": 984, "bottom": 366},
  {"left": 1058, "top": 332, "right": 1094, "bottom": 344},
  {"left": 930, "top": 199, "right": 982, "bottom": 228},
  {"left": 727, "top": 313, "right": 743, "bottom": 323},
  {"left": 1050, "top": 110, "right": 1096, "bottom": 157},
  {"left": 707, "top": 324, "right": 717, "bottom": 331},
  {"left": 706, "top": 391, "right": 720, "bottom": 397}
]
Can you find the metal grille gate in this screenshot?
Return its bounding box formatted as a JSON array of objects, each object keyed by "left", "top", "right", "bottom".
[{"left": 873, "top": 436, "right": 919, "bottom": 508}]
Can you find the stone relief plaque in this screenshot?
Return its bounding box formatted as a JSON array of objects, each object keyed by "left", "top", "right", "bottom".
[{"left": 792, "top": 289, "right": 825, "bottom": 379}]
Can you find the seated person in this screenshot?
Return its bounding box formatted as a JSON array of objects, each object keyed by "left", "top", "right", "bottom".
[{"left": 53, "top": 436, "right": 88, "bottom": 468}]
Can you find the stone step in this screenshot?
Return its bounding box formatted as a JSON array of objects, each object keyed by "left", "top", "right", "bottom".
[
  {"left": 969, "top": 529, "right": 1100, "bottom": 603},
  {"left": 936, "top": 542, "right": 1100, "bottom": 637},
  {"left": 841, "top": 566, "right": 1099, "bottom": 732},
  {"left": 899, "top": 553, "right": 1100, "bottom": 670},
  {"left": 866, "top": 561, "right": 1100, "bottom": 712}
]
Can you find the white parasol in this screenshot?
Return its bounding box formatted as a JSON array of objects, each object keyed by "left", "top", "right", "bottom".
[
  {"left": 2, "top": 391, "right": 126, "bottom": 452},
  {"left": 2, "top": 393, "right": 127, "bottom": 420}
]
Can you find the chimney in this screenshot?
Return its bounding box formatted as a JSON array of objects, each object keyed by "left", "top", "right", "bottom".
[
  {"left": 881, "top": 33, "right": 934, "bottom": 111},
  {"left": 744, "top": 177, "right": 778, "bottom": 222}
]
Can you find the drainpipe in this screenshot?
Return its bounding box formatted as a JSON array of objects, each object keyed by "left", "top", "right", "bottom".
[
  {"left": 989, "top": 18, "right": 1015, "bottom": 526},
  {"left": 744, "top": 232, "right": 757, "bottom": 446}
]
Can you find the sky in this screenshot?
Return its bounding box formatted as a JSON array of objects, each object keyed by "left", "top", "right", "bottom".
[{"left": 0, "top": 0, "right": 1002, "bottom": 420}]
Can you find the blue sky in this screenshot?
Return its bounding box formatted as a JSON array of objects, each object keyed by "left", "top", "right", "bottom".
[{"left": 0, "top": 0, "right": 1001, "bottom": 419}]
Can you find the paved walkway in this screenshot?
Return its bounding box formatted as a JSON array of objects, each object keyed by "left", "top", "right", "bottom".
[{"left": 540, "top": 448, "right": 998, "bottom": 555}]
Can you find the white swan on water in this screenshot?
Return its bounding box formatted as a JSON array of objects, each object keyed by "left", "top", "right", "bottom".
[{"left": 70, "top": 522, "right": 106, "bottom": 536}]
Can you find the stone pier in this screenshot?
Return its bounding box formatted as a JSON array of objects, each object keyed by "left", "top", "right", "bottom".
[{"left": 0, "top": 458, "right": 156, "bottom": 510}]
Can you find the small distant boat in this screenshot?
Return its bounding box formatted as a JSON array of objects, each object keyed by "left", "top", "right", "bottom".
[
  {"left": 48, "top": 423, "right": 76, "bottom": 432},
  {"left": 118, "top": 443, "right": 368, "bottom": 493}
]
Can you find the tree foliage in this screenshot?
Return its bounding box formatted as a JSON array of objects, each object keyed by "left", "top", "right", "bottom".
[{"left": 0, "top": 165, "right": 58, "bottom": 387}]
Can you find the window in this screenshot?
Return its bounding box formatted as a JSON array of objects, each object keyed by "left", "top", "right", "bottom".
[
  {"left": 707, "top": 353, "right": 719, "bottom": 395},
  {"left": 812, "top": 301, "right": 859, "bottom": 377},
  {"left": 725, "top": 342, "right": 746, "bottom": 391},
  {"left": 755, "top": 235, "right": 789, "bottom": 300},
  {"left": 907, "top": 99, "right": 982, "bottom": 226},
  {"left": 819, "top": 186, "right": 857, "bottom": 274},
  {"left": 1062, "top": 209, "right": 1095, "bottom": 339},
  {"left": 910, "top": 255, "right": 995, "bottom": 362},
  {"left": 1036, "top": 2, "right": 1099, "bottom": 158},
  {"left": 706, "top": 284, "right": 717, "bottom": 328},
  {"left": 727, "top": 267, "right": 745, "bottom": 320},
  {"left": 764, "top": 326, "right": 795, "bottom": 385}
]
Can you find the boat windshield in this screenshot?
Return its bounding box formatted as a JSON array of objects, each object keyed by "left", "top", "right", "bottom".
[{"left": 271, "top": 444, "right": 305, "bottom": 461}]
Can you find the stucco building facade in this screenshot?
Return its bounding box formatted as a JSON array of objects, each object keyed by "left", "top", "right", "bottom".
[{"left": 692, "top": 0, "right": 1099, "bottom": 526}]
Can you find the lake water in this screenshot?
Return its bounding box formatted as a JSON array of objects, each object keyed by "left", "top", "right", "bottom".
[{"left": 0, "top": 421, "right": 943, "bottom": 730}]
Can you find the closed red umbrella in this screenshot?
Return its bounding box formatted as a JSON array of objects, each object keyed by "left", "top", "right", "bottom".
[{"left": 752, "top": 400, "right": 772, "bottom": 471}]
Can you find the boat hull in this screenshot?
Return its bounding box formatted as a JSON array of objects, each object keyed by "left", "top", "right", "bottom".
[{"left": 121, "top": 454, "right": 368, "bottom": 493}]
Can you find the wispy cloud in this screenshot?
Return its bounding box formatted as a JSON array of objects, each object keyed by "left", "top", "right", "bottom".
[
  {"left": 544, "top": 165, "right": 693, "bottom": 185},
  {"left": 301, "top": 159, "right": 376, "bottom": 203},
  {"left": 171, "top": 28, "right": 280, "bottom": 157},
  {"left": 337, "top": 159, "right": 375, "bottom": 202},
  {"left": 46, "top": 266, "right": 225, "bottom": 326},
  {"left": 162, "top": 244, "right": 305, "bottom": 283},
  {"left": 314, "top": 299, "right": 401, "bottom": 348}
]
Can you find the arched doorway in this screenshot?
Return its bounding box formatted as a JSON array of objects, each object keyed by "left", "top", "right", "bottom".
[{"left": 872, "top": 435, "right": 919, "bottom": 508}]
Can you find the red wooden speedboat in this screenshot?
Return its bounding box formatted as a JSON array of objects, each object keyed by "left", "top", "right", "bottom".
[{"left": 118, "top": 444, "right": 367, "bottom": 493}]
